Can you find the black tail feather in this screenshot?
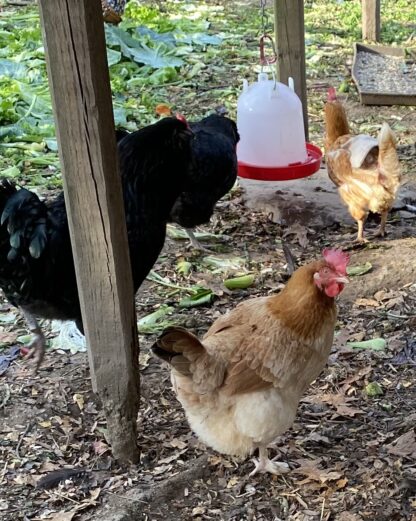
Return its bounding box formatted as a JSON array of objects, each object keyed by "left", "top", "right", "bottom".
[{"left": 0, "top": 180, "right": 48, "bottom": 260}]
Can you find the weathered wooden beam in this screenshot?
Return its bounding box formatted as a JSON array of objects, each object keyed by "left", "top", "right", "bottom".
[
  {"left": 274, "top": 0, "right": 309, "bottom": 140},
  {"left": 38, "top": 0, "right": 139, "bottom": 463},
  {"left": 362, "top": 0, "right": 381, "bottom": 41}
]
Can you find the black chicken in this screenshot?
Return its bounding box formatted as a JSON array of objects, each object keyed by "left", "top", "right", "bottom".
[
  {"left": 169, "top": 114, "right": 240, "bottom": 250},
  {"left": 0, "top": 117, "right": 192, "bottom": 369},
  {"left": 118, "top": 114, "right": 240, "bottom": 251}
]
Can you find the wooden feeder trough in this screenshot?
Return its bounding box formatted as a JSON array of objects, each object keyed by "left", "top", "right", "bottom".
[{"left": 352, "top": 43, "right": 416, "bottom": 106}]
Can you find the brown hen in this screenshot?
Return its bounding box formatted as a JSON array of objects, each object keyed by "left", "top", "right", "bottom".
[
  {"left": 153, "top": 250, "right": 349, "bottom": 476},
  {"left": 325, "top": 87, "right": 401, "bottom": 242}
]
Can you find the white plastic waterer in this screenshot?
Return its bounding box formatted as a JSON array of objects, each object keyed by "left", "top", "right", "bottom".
[
  {"left": 237, "top": 72, "right": 322, "bottom": 181},
  {"left": 238, "top": 72, "right": 307, "bottom": 166}
]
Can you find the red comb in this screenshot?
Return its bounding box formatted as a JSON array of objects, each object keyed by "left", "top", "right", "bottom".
[
  {"left": 175, "top": 113, "right": 187, "bottom": 124},
  {"left": 327, "top": 87, "right": 337, "bottom": 102},
  {"left": 322, "top": 248, "right": 349, "bottom": 274},
  {"left": 175, "top": 112, "right": 191, "bottom": 130}
]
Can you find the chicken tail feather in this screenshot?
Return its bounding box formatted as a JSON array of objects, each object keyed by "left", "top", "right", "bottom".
[
  {"left": 378, "top": 123, "right": 400, "bottom": 182},
  {"left": 324, "top": 90, "right": 350, "bottom": 150},
  {"left": 152, "top": 326, "right": 205, "bottom": 373},
  {"left": 153, "top": 326, "right": 226, "bottom": 391},
  {"left": 0, "top": 179, "right": 48, "bottom": 261}
]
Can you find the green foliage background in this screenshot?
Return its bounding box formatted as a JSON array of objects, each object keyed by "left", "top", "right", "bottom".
[{"left": 0, "top": 0, "right": 415, "bottom": 188}]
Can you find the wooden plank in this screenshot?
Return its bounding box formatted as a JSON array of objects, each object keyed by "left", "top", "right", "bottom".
[
  {"left": 38, "top": 0, "right": 139, "bottom": 463},
  {"left": 274, "top": 0, "right": 309, "bottom": 140},
  {"left": 362, "top": 0, "right": 381, "bottom": 42}
]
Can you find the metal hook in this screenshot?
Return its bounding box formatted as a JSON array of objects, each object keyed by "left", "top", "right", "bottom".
[{"left": 259, "top": 34, "right": 277, "bottom": 66}]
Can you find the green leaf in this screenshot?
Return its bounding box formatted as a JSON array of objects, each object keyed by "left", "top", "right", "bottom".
[
  {"left": 166, "top": 225, "right": 224, "bottom": 242},
  {"left": 105, "top": 25, "right": 141, "bottom": 48},
  {"left": 44, "top": 137, "right": 58, "bottom": 151},
  {"left": 190, "top": 33, "right": 222, "bottom": 46},
  {"left": 347, "top": 338, "right": 387, "bottom": 351},
  {"left": 178, "top": 288, "right": 213, "bottom": 308},
  {"left": 0, "top": 59, "right": 26, "bottom": 79},
  {"left": 201, "top": 255, "right": 246, "bottom": 272},
  {"left": 125, "top": 42, "right": 184, "bottom": 68},
  {"left": 148, "top": 66, "right": 178, "bottom": 85},
  {"left": 365, "top": 382, "right": 383, "bottom": 397},
  {"left": 347, "top": 262, "right": 372, "bottom": 276},
  {"left": 338, "top": 80, "right": 350, "bottom": 93},
  {"left": 0, "top": 312, "right": 17, "bottom": 324},
  {"left": 113, "top": 106, "right": 127, "bottom": 126},
  {"left": 177, "top": 260, "right": 192, "bottom": 276},
  {"left": 137, "top": 305, "right": 175, "bottom": 334},
  {"left": 175, "top": 31, "right": 222, "bottom": 46},
  {"left": 224, "top": 274, "right": 255, "bottom": 290},
  {"left": 2, "top": 165, "right": 20, "bottom": 178},
  {"left": 16, "top": 81, "right": 52, "bottom": 117},
  {"left": 147, "top": 270, "right": 195, "bottom": 292},
  {"left": 187, "top": 62, "right": 206, "bottom": 79},
  {"left": 136, "top": 26, "right": 176, "bottom": 46},
  {"left": 106, "top": 26, "right": 183, "bottom": 68},
  {"left": 0, "top": 122, "right": 27, "bottom": 138},
  {"left": 107, "top": 48, "right": 122, "bottom": 67},
  {"left": 17, "top": 334, "right": 32, "bottom": 344}
]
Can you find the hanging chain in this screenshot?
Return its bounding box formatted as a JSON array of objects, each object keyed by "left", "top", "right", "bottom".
[
  {"left": 260, "top": 0, "right": 268, "bottom": 35},
  {"left": 259, "top": 0, "right": 277, "bottom": 67}
]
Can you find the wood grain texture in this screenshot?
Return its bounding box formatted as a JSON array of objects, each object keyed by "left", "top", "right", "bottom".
[
  {"left": 362, "top": 0, "right": 381, "bottom": 42},
  {"left": 274, "top": 0, "right": 309, "bottom": 140},
  {"left": 38, "top": 0, "right": 139, "bottom": 463}
]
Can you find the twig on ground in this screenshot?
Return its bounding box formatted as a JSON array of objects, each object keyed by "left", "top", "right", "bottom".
[{"left": 15, "top": 422, "right": 33, "bottom": 458}]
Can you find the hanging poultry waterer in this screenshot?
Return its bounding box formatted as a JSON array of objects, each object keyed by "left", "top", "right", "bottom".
[{"left": 237, "top": 73, "right": 322, "bottom": 181}]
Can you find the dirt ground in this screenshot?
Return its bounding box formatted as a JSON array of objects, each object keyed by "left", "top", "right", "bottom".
[
  {"left": 2, "top": 2, "right": 416, "bottom": 520},
  {"left": 1, "top": 145, "right": 416, "bottom": 521}
]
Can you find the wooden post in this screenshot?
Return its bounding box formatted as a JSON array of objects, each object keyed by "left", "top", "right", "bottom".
[
  {"left": 362, "top": 0, "right": 381, "bottom": 41},
  {"left": 274, "top": 0, "right": 309, "bottom": 140},
  {"left": 38, "top": 0, "right": 139, "bottom": 463}
]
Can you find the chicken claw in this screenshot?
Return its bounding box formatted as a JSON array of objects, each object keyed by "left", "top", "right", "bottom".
[
  {"left": 22, "top": 331, "right": 46, "bottom": 372},
  {"left": 185, "top": 228, "right": 213, "bottom": 253},
  {"left": 372, "top": 211, "right": 388, "bottom": 239},
  {"left": 20, "top": 307, "right": 46, "bottom": 372},
  {"left": 354, "top": 219, "right": 369, "bottom": 244},
  {"left": 372, "top": 229, "right": 386, "bottom": 239},
  {"left": 249, "top": 447, "right": 290, "bottom": 477},
  {"left": 353, "top": 236, "right": 369, "bottom": 245}
]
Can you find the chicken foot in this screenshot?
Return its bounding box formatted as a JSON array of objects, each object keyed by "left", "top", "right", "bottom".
[
  {"left": 249, "top": 446, "right": 290, "bottom": 477},
  {"left": 19, "top": 307, "right": 46, "bottom": 371},
  {"left": 372, "top": 211, "right": 388, "bottom": 238},
  {"left": 354, "top": 218, "right": 369, "bottom": 244},
  {"left": 184, "top": 228, "right": 212, "bottom": 253}
]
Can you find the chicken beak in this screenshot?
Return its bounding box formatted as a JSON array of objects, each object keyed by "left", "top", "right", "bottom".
[{"left": 334, "top": 275, "right": 349, "bottom": 284}]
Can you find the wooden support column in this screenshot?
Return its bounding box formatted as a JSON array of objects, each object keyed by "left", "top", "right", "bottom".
[
  {"left": 274, "top": 0, "right": 309, "bottom": 140},
  {"left": 38, "top": 0, "right": 139, "bottom": 463},
  {"left": 362, "top": 0, "right": 381, "bottom": 41}
]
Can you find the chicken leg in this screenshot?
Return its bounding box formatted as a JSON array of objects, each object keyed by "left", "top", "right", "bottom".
[
  {"left": 355, "top": 218, "right": 369, "bottom": 244},
  {"left": 20, "top": 307, "right": 46, "bottom": 371},
  {"left": 185, "top": 228, "right": 212, "bottom": 253},
  {"left": 249, "top": 446, "right": 290, "bottom": 477},
  {"left": 373, "top": 210, "right": 388, "bottom": 238}
]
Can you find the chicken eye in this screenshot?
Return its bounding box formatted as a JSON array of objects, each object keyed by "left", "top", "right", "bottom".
[{"left": 321, "top": 267, "right": 330, "bottom": 275}]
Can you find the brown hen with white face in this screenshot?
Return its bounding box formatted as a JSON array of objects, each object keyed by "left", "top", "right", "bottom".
[{"left": 325, "top": 87, "right": 401, "bottom": 243}]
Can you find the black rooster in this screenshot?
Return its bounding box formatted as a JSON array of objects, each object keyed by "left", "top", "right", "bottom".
[{"left": 0, "top": 117, "right": 192, "bottom": 369}]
